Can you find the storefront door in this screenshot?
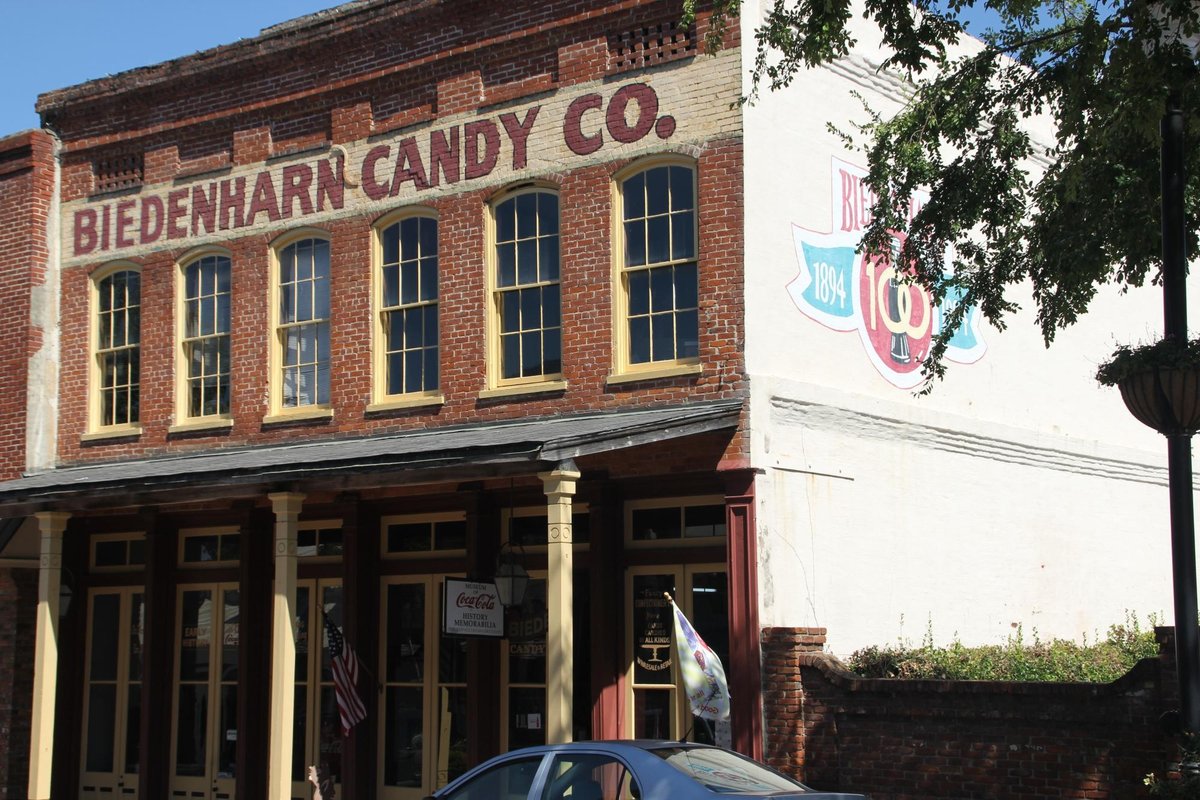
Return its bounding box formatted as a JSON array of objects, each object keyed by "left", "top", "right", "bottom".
[
  {"left": 170, "top": 584, "right": 238, "bottom": 800},
  {"left": 79, "top": 588, "right": 144, "bottom": 800}
]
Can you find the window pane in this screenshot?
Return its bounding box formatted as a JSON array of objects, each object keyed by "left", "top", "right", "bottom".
[
  {"left": 623, "top": 173, "right": 645, "bottom": 219},
  {"left": 632, "top": 507, "right": 681, "bottom": 540},
  {"left": 383, "top": 265, "right": 400, "bottom": 308},
  {"left": 420, "top": 257, "right": 438, "bottom": 302},
  {"left": 84, "top": 686, "right": 116, "bottom": 771},
  {"left": 521, "top": 331, "right": 541, "bottom": 376},
  {"left": 517, "top": 240, "right": 537, "bottom": 284},
  {"left": 124, "top": 683, "right": 141, "bottom": 774},
  {"left": 405, "top": 351, "right": 423, "bottom": 394},
  {"left": 647, "top": 216, "right": 670, "bottom": 264},
  {"left": 382, "top": 222, "right": 400, "bottom": 265},
  {"left": 544, "top": 284, "right": 560, "bottom": 329},
  {"left": 516, "top": 193, "right": 537, "bottom": 238},
  {"left": 497, "top": 243, "right": 516, "bottom": 288},
  {"left": 385, "top": 584, "right": 425, "bottom": 682},
  {"left": 650, "top": 266, "right": 674, "bottom": 313},
  {"left": 405, "top": 306, "right": 424, "bottom": 348},
  {"left": 419, "top": 217, "right": 437, "bottom": 257},
  {"left": 401, "top": 262, "right": 418, "bottom": 304},
  {"left": 496, "top": 200, "right": 515, "bottom": 243},
  {"left": 424, "top": 305, "right": 438, "bottom": 344},
  {"left": 89, "top": 594, "right": 121, "bottom": 681},
  {"left": 670, "top": 165, "right": 694, "bottom": 210},
  {"left": 628, "top": 270, "right": 649, "bottom": 316},
  {"left": 672, "top": 211, "right": 696, "bottom": 260},
  {"left": 94, "top": 540, "right": 127, "bottom": 568},
  {"left": 401, "top": 218, "right": 418, "bottom": 261},
  {"left": 540, "top": 236, "right": 559, "bottom": 282},
  {"left": 502, "top": 334, "right": 520, "bottom": 379},
  {"left": 434, "top": 520, "right": 466, "bottom": 550},
  {"left": 632, "top": 574, "right": 675, "bottom": 685},
  {"left": 520, "top": 287, "right": 541, "bottom": 330},
  {"left": 174, "top": 684, "right": 208, "bottom": 776},
  {"left": 629, "top": 318, "right": 650, "bottom": 364},
  {"left": 501, "top": 292, "right": 520, "bottom": 334},
  {"left": 425, "top": 348, "right": 439, "bottom": 391},
  {"left": 624, "top": 221, "right": 646, "bottom": 267},
  {"left": 387, "top": 522, "right": 431, "bottom": 553},
  {"left": 677, "top": 310, "right": 699, "bottom": 359},
  {"left": 651, "top": 314, "right": 674, "bottom": 361},
  {"left": 646, "top": 167, "right": 669, "bottom": 216},
  {"left": 543, "top": 328, "right": 561, "bottom": 375},
  {"left": 675, "top": 263, "right": 698, "bottom": 310},
  {"left": 684, "top": 505, "right": 726, "bottom": 538},
  {"left": 388, "top": 353, "right": 404, "bottom": 395}
]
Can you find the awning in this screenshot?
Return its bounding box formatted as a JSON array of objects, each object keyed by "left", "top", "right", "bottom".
[{"left": 0, "top": 400, "right": 742, "bottom": 512}]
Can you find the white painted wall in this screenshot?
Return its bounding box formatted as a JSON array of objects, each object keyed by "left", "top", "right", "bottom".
[{"left": 739, "top": 1, "right": 1193, "bottom": 654}]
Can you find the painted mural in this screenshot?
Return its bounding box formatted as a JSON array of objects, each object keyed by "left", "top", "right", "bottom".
[{"left": 787, "top": 158, "right": 987, "bottom": 389}]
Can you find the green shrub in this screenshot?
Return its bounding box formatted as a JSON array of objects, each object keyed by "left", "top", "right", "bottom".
[{"left": 846, "top": 613, "right": 1160, "bottom": 683}]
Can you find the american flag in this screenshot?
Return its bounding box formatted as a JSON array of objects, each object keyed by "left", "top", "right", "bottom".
[{"left": 323, "top": 609, "right": 367, "bottom": 736}]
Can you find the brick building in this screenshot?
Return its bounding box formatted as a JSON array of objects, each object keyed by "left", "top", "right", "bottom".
[{"left": 0, "top": 1, "right": 1188, "bottom": 799}]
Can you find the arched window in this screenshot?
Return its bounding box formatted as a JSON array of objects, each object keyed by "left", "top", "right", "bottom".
[
  {"left": 616, "top": 161, "right": 699, "bottom": 371},
  {"left": 94, "top": 266, "right": 141, "bottom": 429},
  {"left": 490, "top": 189, "right": 562, "bottom": 385},
  {"left": 180, "top": 252, "right": 232, "bottom": 419},
  {"left": 377, "top": 214, "right": 439, "bottom": 398},
  {"left": 274, "top": 235, "right": 331, "bottom": 411}
]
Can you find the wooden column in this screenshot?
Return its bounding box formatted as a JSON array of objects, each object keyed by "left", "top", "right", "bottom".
[
  {"left": 340, "top": 493, "right": 377, "bottom": 800},
  {"left": 28, "top": 510, "right": 69, "bottom": 800},
  {"left": 590, "top": 479, "right": 623, "bottom": 741},
  {"left": 722, "top": 469, "right": 763, "bottom": 760},
  {"left": 267, "top": 492, "right": 304, "bottom": 800},
  {"left": 539, "top": 462, "right": 580, "bottom": 744},
  {"left": 466, "top": 487, "right": 501, "bottom": 763},
  {"left": 238, "top": 507, "right": 273, "bottom": 800},
  {"left": 140, "top": 516, "right": 178, "bottom": 800}
]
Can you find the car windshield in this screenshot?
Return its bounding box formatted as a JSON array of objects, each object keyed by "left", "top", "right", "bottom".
[{"left": 650, "top": 747, "right": 807, "bottom": 794}]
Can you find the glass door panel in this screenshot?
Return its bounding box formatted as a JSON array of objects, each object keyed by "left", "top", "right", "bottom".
[
  {"left": 171, "top": 584, "right": 237, "bottom": 800},
  {"left": 292, "top": 581, "right": 346, "bottom": 799},
  {"left": 80, "top": 589, "right": 143, "bottom": 800},
  {"left": 379, "top": 575, "right": 468, "bottom": 799},
  {"left": 625, "top": 566, "right": 728, "bottom": 742},
  {"left": 382, "top": 581, "right": 427, "bottom": 798}
]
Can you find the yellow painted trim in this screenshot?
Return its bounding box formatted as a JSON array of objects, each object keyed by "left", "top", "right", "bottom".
[
  {"left": 477, "top": 379, "right": 568, "bottom": 400},
  {"left": 539, "top": 465, "right": 580, "bottom": 745},
  {"left": 80, "top": 424, "right": 142, "bottom": 442},
  {"left": 261, "top": 406, "right": 334, "bottom": 426},
  {"left": 167, "top": 416, "right": 234, "bottom": 434},
  {"left": 365, "top": 392, "right": 445, "bottom": 413},
  {"left": 606, "top": 362, "right": 701, "bottom": 385}
]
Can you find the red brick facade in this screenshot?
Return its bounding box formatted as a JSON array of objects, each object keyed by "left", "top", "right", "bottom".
[
  {"left": 0, "top": 131, "right": 54, "bottom": 480},
  {"left": 40, "top": 0, "right": 747, "bottom": 468},
  {"left": 762, "top": 627, "right": 1179, "bottom": 799}
]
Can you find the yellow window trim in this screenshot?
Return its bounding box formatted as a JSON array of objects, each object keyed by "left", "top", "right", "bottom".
[
  {"left": 609, "top": 155, "right": 701, "bottom": 379},
  {"left": 268, "top": 228, "right": 333, "bottom": 418},
  {"left": 262, "top": 406, "right": 334, "bottom": 426},
  {"left": 485, "top": 183, "right": 564, "bottom": 390},
  {"left": 174, "top": 246, "right": 234, "bottom": 427},
  {"left": 371, "top": 207, "right": 441, "bottom": 405},
  {"left": 87, "top": 261, "right": 143, "bottom": 435},
  {"left": 477, "top": 379, "right": 568, "bottom": 400}
]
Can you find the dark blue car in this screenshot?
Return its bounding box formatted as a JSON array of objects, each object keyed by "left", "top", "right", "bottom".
[{"left": 425, "top": 740, "right": 868, "bottom": 799}]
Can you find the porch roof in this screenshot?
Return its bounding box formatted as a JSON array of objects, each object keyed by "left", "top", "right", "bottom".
[{"left": 0, "top": 400, "right": 742, "bottom": 510}]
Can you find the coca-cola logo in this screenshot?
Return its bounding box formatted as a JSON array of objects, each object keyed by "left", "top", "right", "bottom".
[{"left": 456, "top": 591, "right": 496, "bottom": 611}]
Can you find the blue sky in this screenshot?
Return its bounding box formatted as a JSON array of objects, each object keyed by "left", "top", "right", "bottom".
[
  {"left": 0, "top": 1, "right": 1005, "bottom": 137},
  {"left": 0, "top": 0, "right": 334, "bottom": 135}
]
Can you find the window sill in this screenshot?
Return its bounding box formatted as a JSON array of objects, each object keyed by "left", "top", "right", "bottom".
[
  {"left": 81, "top": 425, "right": 143, "bottom": 443},
  {"left": 365, "top": 393, "right": 445, "bottom": 414},
  {"left": 606, "top": 362, "right": 702, "bottom": 385},
  {"left": 262, "top": 407, "right": 334, "bottom": 426},
  {"left": 478, "top": 379, "right": 568, "bottom": 400},
  {"left": 168, "top": 417, "right": 234, "bottom": 435}
]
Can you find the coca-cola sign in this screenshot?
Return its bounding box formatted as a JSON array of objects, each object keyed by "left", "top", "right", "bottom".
[{"left": 442, "top": 579, "right": 504, "bottom": 638}]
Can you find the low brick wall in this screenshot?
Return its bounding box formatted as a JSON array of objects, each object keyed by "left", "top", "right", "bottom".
[{"left": 762, "top": 627, "right": 1180, "bottom": 799}]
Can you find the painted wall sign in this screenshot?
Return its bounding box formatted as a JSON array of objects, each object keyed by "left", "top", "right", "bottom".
[
  {"left": 62, "top": 52, "right": 743, "bottom": 265},
  {"left": 442, "top": 579, "right": 503, "bottom": 638},
  {"left": 787, "top": 158, "right": 986, "bottom": 388}
]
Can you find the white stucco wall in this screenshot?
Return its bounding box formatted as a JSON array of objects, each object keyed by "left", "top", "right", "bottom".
[{"left": 739, "top": 1, "right": 1194, "bottom": 654}]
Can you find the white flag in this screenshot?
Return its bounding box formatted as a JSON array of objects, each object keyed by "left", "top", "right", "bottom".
[{"left": 667, "top": 594, "right": 730, "bottom": 721}]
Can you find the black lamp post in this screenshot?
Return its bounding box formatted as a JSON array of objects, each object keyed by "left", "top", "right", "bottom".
[{"left": 1161, "top": 86, "right": 1200, "bottom": 734}]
